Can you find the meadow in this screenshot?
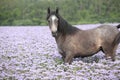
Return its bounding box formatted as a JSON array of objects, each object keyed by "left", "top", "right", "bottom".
[{"left": 0, "top": 24, "right": 120, "bottom": 80}]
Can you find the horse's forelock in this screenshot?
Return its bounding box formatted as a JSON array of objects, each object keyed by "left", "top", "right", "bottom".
[{"left": 47, "top": 11, "right": 59, "bottom": 20}]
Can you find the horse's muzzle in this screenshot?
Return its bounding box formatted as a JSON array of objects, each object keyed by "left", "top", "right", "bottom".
[{"left": 52, "top": 32, "right": 57, "bottom": 37}]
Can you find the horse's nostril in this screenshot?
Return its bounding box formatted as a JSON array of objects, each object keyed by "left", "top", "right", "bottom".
[
  {"left": 52, "top": 32, "right": 57, "bottom": 37},
  {"left": 52, "top": 32, "right": 54, "bottom": 34},
  {"left": 52, "top": 32, "right": 56, "bottom": 34}
]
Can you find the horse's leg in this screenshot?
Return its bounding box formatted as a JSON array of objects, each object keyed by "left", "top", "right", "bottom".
[
  {"left": 64, "top": 51, "right": 74, "bottom": 64},
  {"left": 102, "top": 46, "right": 112, "bottom": 60},
  {"left": 106, "top": 48, "right": 116, "bottom": 61},
  {"left": 111, "top": 51, "right": 116, "bottom": 61},
  {"left": 110, "top": 46, "right": 118, "bottom": 61},
  {"left": 59, "top": 52, "right": 66, "bottom": 61},
  {"left": 102, "top": 46, "right": 116, "bottom": 61}
]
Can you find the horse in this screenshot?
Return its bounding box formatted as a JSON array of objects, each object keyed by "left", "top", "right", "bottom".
[{"left": 46, "top": 8, "right": 120, "bottom": 64}]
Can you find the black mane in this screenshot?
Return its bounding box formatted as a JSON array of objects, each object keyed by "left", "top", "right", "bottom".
[
  {"left": 47, "top": 11, "right": 79, "bottom": 36},
  {"left": 57, "top": 14, "right": 79, "bottom": 35}
]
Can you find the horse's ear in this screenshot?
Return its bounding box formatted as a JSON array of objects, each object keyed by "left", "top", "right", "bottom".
[
  {"left": 47, "top": 7, "right": 50, "bottom": 14},
  {"left": 56, "top": 7, "right": 59, "bottom": 14}
]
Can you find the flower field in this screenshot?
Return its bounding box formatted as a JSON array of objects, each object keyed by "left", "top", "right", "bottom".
[{"left": 0, "top": 24, "right": 120, "bottom": 80}]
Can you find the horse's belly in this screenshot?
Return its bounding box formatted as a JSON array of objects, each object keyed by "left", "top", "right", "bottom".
[
  {"left": 75, "top": 44, "right": 100, "bottom": 57},
  {"left": 75, "top": 49, "right": 99, "bottom": 58},
  {"left": 74, "top": 52, "right": 96, "bottom": 58}
]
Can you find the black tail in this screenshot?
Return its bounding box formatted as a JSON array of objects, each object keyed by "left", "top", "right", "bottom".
[
  {"left": 112, "top": 32, "right": 120, "bottom": 47},
  {"left": 116, "top": 24, "right": 120, "bottom": 29}
]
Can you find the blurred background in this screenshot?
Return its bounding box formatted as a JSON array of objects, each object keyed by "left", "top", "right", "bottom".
[{"left": 0, "top": 0, "right": 120, "bottom": 26}]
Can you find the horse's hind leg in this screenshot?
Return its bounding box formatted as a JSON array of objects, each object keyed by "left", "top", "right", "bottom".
[
  {"left": 102, "top": 46, "right": 116, "bottom": 61},
  {"left": 110, "top": 46, "right": 118, "bottom": 61},
  {"left": 111, "top": 51, "right": 116, "bottom": 61}
]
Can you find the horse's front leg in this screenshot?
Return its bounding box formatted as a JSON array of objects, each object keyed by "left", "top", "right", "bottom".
[
  {"left": 59, "top": 52, "right": 66, "bottom": 61},
  {"left": 64, "top": 51, "right": 74, "bottom": 64}
]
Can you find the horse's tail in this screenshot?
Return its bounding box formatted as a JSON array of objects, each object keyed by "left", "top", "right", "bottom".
[
  {"left": 112, "top": 32, "right": 120, "bottom": 47},
  {"left": 116, "top": 24, "right": 120, "bottom": 29}
]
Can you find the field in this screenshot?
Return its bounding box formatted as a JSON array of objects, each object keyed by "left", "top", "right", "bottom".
[{"left": 0, "top": 24, "right": 120, "bottom": 80}]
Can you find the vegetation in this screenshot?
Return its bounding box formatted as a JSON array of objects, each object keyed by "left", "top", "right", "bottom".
[{"left": 0, "top": 0, "right": 120, "bottom": 26}]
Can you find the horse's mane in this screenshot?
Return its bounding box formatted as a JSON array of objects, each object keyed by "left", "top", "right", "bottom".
[
  {"left": 47, "top": 11, "right": 80, "bottom": 36},
  {"left": 57, "top": 14, "right": 80, "bottom": 35}
]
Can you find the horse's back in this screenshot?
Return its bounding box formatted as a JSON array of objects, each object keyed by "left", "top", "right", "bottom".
[{"left": 97, "top": 25, "right": 119, "bottom": 41}]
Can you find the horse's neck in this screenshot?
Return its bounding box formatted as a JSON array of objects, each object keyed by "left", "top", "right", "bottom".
[
  {"left": 56, "top": 17, "right": 81, "bottom": 40},
  {"left": 55, "top": 32, "right": 63, "bottom": 40},
  {"left": 55, "top": 32, "right": 65, "bottom": 42}
]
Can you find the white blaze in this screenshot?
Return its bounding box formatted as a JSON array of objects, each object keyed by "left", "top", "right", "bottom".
[{"left": 51, "top": 15, "right": 58, "bottom": 32}]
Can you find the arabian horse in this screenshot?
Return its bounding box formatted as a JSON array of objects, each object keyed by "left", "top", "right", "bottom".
[{"left": 47, "top": 8, "right": 120, "bottom": 64}]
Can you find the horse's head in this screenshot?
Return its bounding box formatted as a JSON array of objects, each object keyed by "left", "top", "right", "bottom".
[{"left": 47, "top": 7, "right": 59, "bottom": 37}]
